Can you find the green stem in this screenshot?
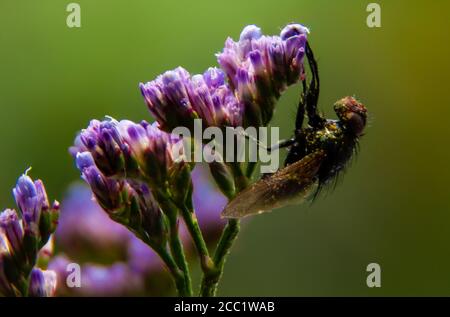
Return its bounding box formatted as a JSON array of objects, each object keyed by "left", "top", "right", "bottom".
[
  {"left": 153, "top": 245, "right": 187, "bottom": 296},
  {"left": 200, "top": 218, "right": 240, "bottom": 296},
  {"left": 153, "top": 187, "right": 193, "bottom": 297},
  {"left": 167, "top": 211, "right": 193, "bottom": 296},
  {"left": 179, "top": 205, "right": 213, "bottom": 274},
  {"left": 200, "top": 162, "right": 250, "bottom": 297}
]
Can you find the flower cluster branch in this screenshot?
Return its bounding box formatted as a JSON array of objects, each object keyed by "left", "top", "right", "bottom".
[
  {"left": 71, "top": 23, "right": 309, "bottom": 296},
  {"left": 1, "top": 172, "right": 59, "bottom": 297}
]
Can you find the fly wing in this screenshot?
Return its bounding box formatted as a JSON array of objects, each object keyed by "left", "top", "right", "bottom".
[{"left": 222, "top": 151, "right": 326, "bottom": 219}]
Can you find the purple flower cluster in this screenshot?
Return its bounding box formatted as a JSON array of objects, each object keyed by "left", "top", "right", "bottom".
[
  {"left": 49, "top": 185, "right": 168, "bottom": 296},
  {"left": 140, "top": 67, "right": 242, "bottom": 131},
  {"left": 71, "top": 117, "right": 196, "bottom": 248},
  {"left": 12, "top": 174, "right": 59, "bottom": 241},
  {"left": 49, "top": 168, "right": 226, "bottom": 296},
  {"left": 0, "top": 173, "right": 59, "bottom": 297},
  {"left": 28, "top": 268, "right": 57, "bottom": 297},
  {"left": 218, "top": 24, "right": 308, "bottom": 126},
  {"left": 140, "top": 24, "right": 308, "bottom": 129},
  {"left": 66, "top": 23, "right": 309, "bottom": 296},
  {"left": 72, "top": 118, "right": 185, "bottom": 184}
]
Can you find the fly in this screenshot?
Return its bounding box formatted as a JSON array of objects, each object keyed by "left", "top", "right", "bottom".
[{"left": 222, "top": 41, "right": 368, "bottom": 219}]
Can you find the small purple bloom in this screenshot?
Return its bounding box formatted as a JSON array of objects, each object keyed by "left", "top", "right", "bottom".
[
  {"left": 28, "top": 268, "right": 57, "bottom": 297},
  {"left": 239, "top": 25, "right": 262, "bottom": 42},
  {"left": 0, "top": 173, "right": 58, "bottom": 297},
  {"left": 0, "top": 209, "right": 24, "bottom": 258},
  {"left": 140, "top": 67, "right": 197, "bottom": 131},
  {"left": 12, "top": 173, "right": 53, "bottom": 238},
  {"left": 128, "top": 180, "right": 169, "bottom": 245},
  {"left": 140, "top": 67, "right": 242, "bottom": 130},
  {"left": 76, "top": 152, "right": 126, "bottom": 212},
  {"left": 280, "top": 23, "right": 309, "bottom": 40},
  {"left": 0, "top": 235, "right": 15, "bottom": 296},
  {"left": 71, "top": 118, "right": 131, "bottom": 177},
  {"left": 74, "top": 118, "right": 188, "bottom": 188},
  {"left": 217, "top": 23, "right": 308, "bottom": 126},
  {"left": 118, "top": 120, "right": 188, "bottom": 185}
]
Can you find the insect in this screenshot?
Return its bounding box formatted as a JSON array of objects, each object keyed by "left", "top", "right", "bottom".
[{"left": 222, "top": 41, "right": 368, "bottom": 219}]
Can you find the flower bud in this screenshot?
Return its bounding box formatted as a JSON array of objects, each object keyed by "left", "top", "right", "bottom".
[
  {"left": 72, "top": 119, "right": 133, "bottom": 177},
  {"left": 12, "top": 173, "right": 57, "bottom": 248},
  {"left": 141, "top": 67, "right": 242, "bottom": 131},
  {"left": 13, "top": 175, "right": 46, "bottom": 236},
  {"left": 140, "top": 67, "right": 198, "bottom": 131},
  {"left": 208, "top": 161, "right": 235, "bottom": 199},
  {"left": 0, "top": 241, "right": 13, "bottom": 296},
  {"left": 28, "top": 268, "right": 57, "bottom": 297},
  {"left": 130, "top": 182, "right": 169, "bottom": 247},
  {"left": 0, "top": 209, "right": 24, "bottom": 263},
  {"left": 280, "top": 23, "right": 309, "bottom": 40},
  {"left": 217, "top": 23, "right": 308, "bottom": 126},
  {"left": 76, "top": 152, "right": 126, "bottom": 212}
]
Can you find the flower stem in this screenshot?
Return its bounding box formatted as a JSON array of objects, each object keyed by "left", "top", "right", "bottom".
[
  {"left": 167, "top": 211, "right": 193, "bottom": 296},
  {"left": 179, "top": 205, "right": 214, "bottom": 274},
  {"left": 200, "top": 162, "right": 249, "bottom": 296},
  {"left": 200, "top": 218, "right": 240, "bottom": 296},
  {"left": 153, "top": 245, "right": 188, "bottom": 296},
  {"left": 156, "top": 194, "right": 193, "bottom": 296}
]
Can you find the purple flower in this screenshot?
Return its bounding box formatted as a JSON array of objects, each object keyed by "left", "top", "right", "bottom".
[
  {"left": 0, "top": 209, "right": 24, "bottom": 259},
  {"left": 140, "top": 67, "right": 242, "bottom": 130},
  {"left": 73, "top": 118, "right": 189, "bottom": 189},
  {"left": 75, "top": 151, "right": 169, "bottom": 246},
  {"left": 13, "top": 174, "right": 48, "bottom": 235},
  {"left": 28, "top": 268, "right": 57, "bottom": 297},
  {"left": 11, "top": 172, "right": 59, "bottom": 247},
  {"left": 0, "top": 173, "right": 59, "bottom": 297},
  {"left": 187, "top": 68, "right": 242, "bottom": 128},
  {"left": 49, "top": 164, "right": 228, "bottom": 296},
  {"left": 139, "top": 67, "right": 197, "bottom": 131},
  {"left": 71, "top": 118, "right": 132, "bottom": 178},
  {"left": 117, "top": 120, "right": 186, "bottom": 184},
  {"left": 0, "top": 233, "right": 15, "bottom": 296},
  {"left": 76, "top": 152, "right": 127, "bottom": 212},
  {"left": 217, "top": 24, "right": 308, "bottom": 126},
  {"left": 129, "top": 181, "right": 168, "bottom": 245}
]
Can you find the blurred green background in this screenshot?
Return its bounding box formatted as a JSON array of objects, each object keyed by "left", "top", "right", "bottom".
[{"left": 1, "top": 0, "right": 449, "bottom": 296}]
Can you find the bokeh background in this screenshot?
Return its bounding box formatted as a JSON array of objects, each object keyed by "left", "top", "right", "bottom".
[{"left": 1, "top": 0, "right": 449, "bottom": 296}]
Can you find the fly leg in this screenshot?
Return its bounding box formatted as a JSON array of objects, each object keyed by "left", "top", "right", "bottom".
[
  {"left": 294, "top": 72, "right": 307, "bottom": 131},
  {"left": 238, "top": 130, "right": 295, "bottom": 178},
  {"left": 304, "top": 41, "right": 326, "bottom": 129},
  {"left": 268, "top": 138, "right": 296, "bottom": 152},
  {"left": 237, "top": 130, "right": 295, "bottom": 153}
]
